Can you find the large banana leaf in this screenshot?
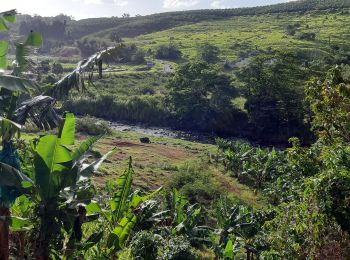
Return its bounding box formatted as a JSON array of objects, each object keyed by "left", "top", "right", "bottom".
[
  {"left": 13, "top": 31, "right": 43, "bottom": 76},
  {"left": 14, "top": 95, "right": 60, "bottom": 130},
  {"left": 34, "top": 135, "right": 72, "bottom": 199},
  {"left": 78, "top": 148, "right": 116, "bottom": 181},
  {"left": 0, "top": 10, "right": 16, "bottom": 33},
  {"left": 0, "top": 75, "right": 38, "bottom": 93},
  {"left": 72, "top": 136, "right": 100, "bottom": 162},
  {"left": 58, "top": 113, "right": 75, "bottom": 145},
  {"left": 0, "top": 41, "right": 8, "bottom": 69},
  {"left": 0, "top": 163, "right": 33, "bottom": 192},
  {"left": 46, "top": 45, "right": 124, "bottom": 99},
  {"left": 33, "top": 114, "right": 76, "bottom": 199},
  {"left": 108, "top": 212, "right": 137, "bottom": 251},
  {"left": 110, "top": 157, "right": 134, "bottom": 222}
]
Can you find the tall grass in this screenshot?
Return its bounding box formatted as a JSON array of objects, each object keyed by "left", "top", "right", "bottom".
[{"left": 64, "top": 95, "right": 173, "bottom": 126}]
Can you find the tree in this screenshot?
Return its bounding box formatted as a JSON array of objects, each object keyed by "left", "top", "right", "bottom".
[
  {"left": 198, "top": 43, "right": 220, "bottom": 64},
  {"left": 155, "top": 42, "right": 182, "bottom": 60},
  {"left": 51, "top": 63, "right": 64, "bottom": 74},
  {"left": 109, "top": 31, "right": 123, "bottom": 43},
  {"left": 237, "top": 53, "right": 310, "bottom": 144},
  {"left": 167, "top": 61, "right": 242, "bottom": 133},
  {"left": 305, "top": 65, "right": 350, "bottom": 144}
]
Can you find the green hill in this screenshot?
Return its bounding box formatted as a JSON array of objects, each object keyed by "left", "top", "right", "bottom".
[{"left": 69, "top": 0, "right": 350, "bottom": 40}]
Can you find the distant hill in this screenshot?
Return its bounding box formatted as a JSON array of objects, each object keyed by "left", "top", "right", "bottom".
[{"left": 67, "top": 0, "right": 350, "bottom": 40}]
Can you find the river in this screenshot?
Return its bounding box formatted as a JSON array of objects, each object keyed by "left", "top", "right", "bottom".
[{"left": 108, "top": 121, "right": 219, "bottom": 144}]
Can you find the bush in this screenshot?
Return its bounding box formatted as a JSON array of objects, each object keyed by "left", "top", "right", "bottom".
[
  {"left": 297, "top": 32, "right": 316, "bottom": 41},
  {"left": 167, "top": 162, "right": 222, "bottom": 204},
  {"left": 51, "top": 63, "right": 64, "bottom": 74},
  {"left": 198, "top": 43, "right": 220, "bottom": 63},
  {"left": 131, "top": 49, "right": 146, "bottom": 64},
  {"left": 130, "top": 231, "right": 163, "bottom": 260},
  {"left": 155, "top": 43, "right": 182, "bottom": 60},
  {"left": 75, "top": 116, "right": 113, "bottom": 135},
  {"left": 64, "top": 95, "right": 172, "bottom": 126},
  {"left": 159, "top": 236, "right": 196, "bottom": 260}
]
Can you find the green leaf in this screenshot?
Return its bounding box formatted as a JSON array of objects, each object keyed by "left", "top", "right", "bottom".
[
  {"left": 0, "top": 41, "right": 8, "bottom": 69},
  {"left": 3, "top": 14, "right": 16, "bottom": 23},
  {"left": 59, "top": 113, "right": 75, "bottom": 145},
  {"left": 86, "top": 202, "right": 102, "bottom": 214},
  {"left": 35, "top": 135, "right": 72, "bottom": 173},
  {"left": 72, "top": 136, "right": 100, "bottom": 161},
  {"left": 0, "top": 18, "right": 8, "bottom": 32},
  {"left": 110, "top": 157, "right": 134, "bottom": 222},
  {"left": 0, "top": 75, "right": 38, "bottom": 93},
  {"left": 129, "top": 187, "right": 163, "bottom": 209},
  {"left": 34, "top": 135, "right": 73, "bottom": 199},
  {"left": 224, "top": 239, "right": 234, "bottom": 259},
  {"left": 10, "top": 216, "right": 33, "bottom": 232},
  {"left": 24, "top": 31, "right": 43, "bottom": 47},
  {"left": 108, "top": 213, "right": 137, "bottom": 250},
  {"left": 78, "top": 148, "right": 116, "bottom": 179},
  {"left": 83, "top": 231, "right": 104, "bottom": 251},
  {"left": 0, "top": 163, "right": 33, "bottom": 193}
]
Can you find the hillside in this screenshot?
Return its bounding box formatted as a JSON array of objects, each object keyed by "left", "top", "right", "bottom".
[{"left": 69, "top": 0, "right": 350, "bottom": 40}]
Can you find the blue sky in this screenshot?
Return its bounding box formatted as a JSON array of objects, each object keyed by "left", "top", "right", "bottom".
[{"left": 2, "top": 0, "right": 295, "bottom": 20}]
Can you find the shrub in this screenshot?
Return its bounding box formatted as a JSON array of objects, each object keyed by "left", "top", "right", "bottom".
[
  {"left": 51, "top": 63, "right": 64, "bottom": 74},
  {"left": 75, "top": 116, "right": 113, "bottom": 135},
  {"left": 167, "top": 162, "right": 222, "bottom": 204},
  {"left": 155, "top": 43, "right": 182, "bottom": 60},
  {"left": 130, "top": 231, "right": 163, "bottom": 260},
  {"left": 159, "top": 236, "right": 196, "bottom": 260}
]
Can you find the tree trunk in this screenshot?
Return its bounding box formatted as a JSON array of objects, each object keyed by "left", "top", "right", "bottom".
[{"left": 0, "top": 205, "right": 10, "bottom": 260}]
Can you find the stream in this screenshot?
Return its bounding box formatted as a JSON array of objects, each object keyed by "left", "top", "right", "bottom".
[{"left": 108, "top": 121, "right": 221, "bottom": 144}]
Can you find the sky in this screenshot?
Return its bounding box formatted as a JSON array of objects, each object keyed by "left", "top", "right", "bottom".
[{"left": 2, "top": 0, "right": 296, "bottom": 20}]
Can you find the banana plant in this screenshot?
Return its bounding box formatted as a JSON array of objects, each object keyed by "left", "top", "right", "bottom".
[
  {"left": 0, "top": 9, "right": 124, "bottom": 258},
  {"left": 214, "top": 200, "right": 271, "bottom": 259},
  {"left": 0, "top": 113, "right": 115, "bottom": 259},
  {"left": 85, "top": 159, "right": 162, "bottom": 256}
]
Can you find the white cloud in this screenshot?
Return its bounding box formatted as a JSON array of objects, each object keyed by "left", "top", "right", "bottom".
[
  {"left": 210, "top": 0, "right": 227, "bottom": 9},
  {"left": 114, "top": 0, "right": 128, "bottom": 7},
  {"left": 84, "top": 0, "right": 103, "bottom": 4},
  {"left": 163, "top": 0, "right": 200, "bottom": 9}
]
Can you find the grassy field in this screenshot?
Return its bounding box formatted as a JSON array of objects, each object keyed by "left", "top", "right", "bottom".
[
  {"left": 22, "top": 128, "right": 264, "bottom": 208},
  {"left": 85, "top": 130, "right": 264, "bottom": 208},
  {"left": 121, "top": 10, "right": 350, "bottom": 61}
]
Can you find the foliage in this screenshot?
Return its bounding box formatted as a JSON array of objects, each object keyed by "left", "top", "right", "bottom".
[
  {"left": 51, "top": 62, "right": 64, "bottom": 74},
  {"left": 46, "top": 44, "right": 124, "bottom": 99},
  {"left": 197, "top": 42, "right": 220, "bottom": 64},
  {"left": 306, "top": 66, "right": 350, "bottom": 144},
  {"left": 155, "top": 42, "right": 182, "bottom": 60},
  {"left": 1, "top": 114, "right": 114, "bottom": 258},
  {"left": 237, "top": 53, "right": 311, "bottom": 144},
  {"left": 167, "top": 162, "right": 222, "bottom": 204},
  {"left": 167, "top": 61, "right": 246, "bottom": 134},
  {"left": 76, "top": 116, "right": 112, "bottom": 136}
]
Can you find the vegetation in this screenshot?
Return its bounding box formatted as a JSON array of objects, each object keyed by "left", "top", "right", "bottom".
[{"left": 2, "top": 1, "right": 350, "bottom": 259}]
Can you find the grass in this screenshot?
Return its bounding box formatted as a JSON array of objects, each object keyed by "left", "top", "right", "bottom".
[
  {"left": 123, "top": 10, "right": 350, "bottom": 61},
  {"left": 86, "top": 129, "right": 265, "bottom": 208},
  {"left": 20, "top": 127, "right": 264, "bottom": 208}
]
